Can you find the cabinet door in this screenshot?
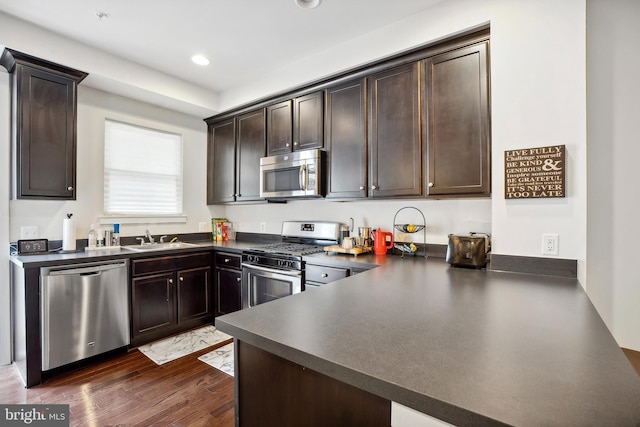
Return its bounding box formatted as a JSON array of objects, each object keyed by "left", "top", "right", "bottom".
[
  {"left": 267, "top": 100, "right": 293, "bottom": 155},
  {"left": 325, "top": 79, "right": 367, "bottom": 199},
  {"left": 131, "top": 272, "right": 176, "bottom": 338},
  {"left": 215, "top": 268, "right": 242, "bottom": 316},
  {"left": 17, "top": 66, "right": 77, "bottom": 199},
  {"left": 207, "top": 119, "right": 236, "bottom": 203},
  {"left": 368, "top": 63, "right": 422, "bottom": 198},
  {"left": 424, "top": 42, "right": 490, "bottom": 196},
  {"left": 236, "top": 109, "right": 266, "bottom": 202},
  {"left": 293, "top": 91, "right": 324, "bottom": 151},
  {"left": 177, "top": 267, "right": 211, "bottom": 323}
]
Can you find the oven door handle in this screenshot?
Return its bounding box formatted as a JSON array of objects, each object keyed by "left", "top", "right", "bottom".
[{"left": 242, "top": 263, "right": 302, "bottom": 277}]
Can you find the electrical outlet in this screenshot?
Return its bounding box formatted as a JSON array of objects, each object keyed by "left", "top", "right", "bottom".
[
  {"left": 20, "top": 226, "right": 39, "bottom": 239},
  {"left": 542, "top": 234, "right": 559, "bottom": 256},
  {"left": 260, "top": 222, "right": 266, "bottom": 233},
  {"left": 198, "top": 222, "right": 207, "bottom": 232}
]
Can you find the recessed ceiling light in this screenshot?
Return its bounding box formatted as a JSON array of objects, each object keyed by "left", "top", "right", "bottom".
[
  {"left": 191, "top": 55, "right": 210, "bottom": 66},
  {"left": 295, "top": 0, "right": 322, "bottom": 9}
]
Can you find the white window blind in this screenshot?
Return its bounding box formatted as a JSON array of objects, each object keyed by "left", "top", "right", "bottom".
[{"left": 104, "top": 120, "right": 183, "bottom": 215}]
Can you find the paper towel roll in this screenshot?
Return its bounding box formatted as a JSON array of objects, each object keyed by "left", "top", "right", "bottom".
[{"left": 63, "top": 218, "right": 76, "bottom": 251}]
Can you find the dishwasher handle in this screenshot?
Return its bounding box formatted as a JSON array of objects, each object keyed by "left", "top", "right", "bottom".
[{"left": 42, "top": 260, "right": 128, "bottom": 277}]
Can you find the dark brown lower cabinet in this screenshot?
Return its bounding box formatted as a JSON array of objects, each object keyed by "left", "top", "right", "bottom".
[
  {"left": 132, "top": 273, "right": 176, "bottom": 337},
  {"left": 237, "top": 341, "right": 391, "bottom": 427},
  {"left": 131, "top": 252, "right": 213, "bottom": 346},
  {"left": 214, "top": 251, "right": 242, "bottom": 316},
  {"left": 178, "top": 267, "right": 211, "bottom": 323}
]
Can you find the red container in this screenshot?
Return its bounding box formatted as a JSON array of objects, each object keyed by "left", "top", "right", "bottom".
[{"left": 373, "top": 229, "right": 394, "bottom": 255}]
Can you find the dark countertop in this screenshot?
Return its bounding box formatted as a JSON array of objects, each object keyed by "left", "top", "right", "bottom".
[
  {"left": 216, "top": 256, "right": 640, "bottom": 426},
  {"left": 9, "top": 239, "right": 255, "bottom": 268}
]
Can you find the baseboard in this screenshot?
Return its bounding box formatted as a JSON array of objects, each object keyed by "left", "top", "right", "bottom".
[{"left": 489, "top": 254, "right": 577, "bottom": 278}]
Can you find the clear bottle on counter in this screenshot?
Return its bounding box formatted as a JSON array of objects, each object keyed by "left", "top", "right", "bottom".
[
  {"left": 97, "top": 228, "right": 105, "bottom": 247},
  {"left": 88, "top": 224, "right": 97, "bottom": 248}
]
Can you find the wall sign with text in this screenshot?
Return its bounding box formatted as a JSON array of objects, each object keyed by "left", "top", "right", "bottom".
[{"left": 504, "top": 145, "right": 565, "bottom": 199}]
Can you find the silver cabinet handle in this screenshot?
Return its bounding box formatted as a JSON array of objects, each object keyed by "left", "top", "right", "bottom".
[
  {"left": 286, "top": 142, "right": 290, "bottom": 147},
  {"left": 236, "top": 277, "right": 241, "bottom": 282},
  {"left": 371, "top": 185, "right": 378, "bottom": 190},
  {"left": 293, "top": 141, "right": 299, "bottom": 146},
  {"left": 169, "top": 279, "right": 173, "bottom": 284},
  {"left": 321, "top": 273, "right": 328, "bottom": 278},
  {"left": 224, "top": 258, "right": 230, "bottom": 263},
  {"left": 230, "top": 194, "right": 235, "bottom": 197},
  {"left": 428, "top": 182, "right": 434, "bottom": 187},
  {"left": 179, "top": 276, "right": 184, "bottom": 282},
  {"left": 67, "top": 186, "right": 73, "bottom": 191},
  {"left": 359, "top": 186, "right": 364, "bottom": 190}
]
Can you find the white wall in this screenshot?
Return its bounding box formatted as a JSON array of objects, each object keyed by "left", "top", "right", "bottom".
[
  {"left": 226, "top": 199, "right": 491, "bottom": 244},
  {"left": 220, "top": 0, "right": 588, "bottom": 283},
  {"left": 586, "top": 0, "right": 640, "bottom": 351},
  {"left": 7, "top": 86, "right": 212, "bottom": 242}
]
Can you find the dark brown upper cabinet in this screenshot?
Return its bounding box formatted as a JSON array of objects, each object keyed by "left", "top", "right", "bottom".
[
  {"left": 207, "top": 119, "right": 236, "bottom": 204},
  {"left": 267, "top": 91, "right": 324, "bottom": 156},
  {"left": 266, "top": 100, "right": 293, "bottom": 155},
  {"left": 325, "top": 78, "right": 368, "bottom": 199},
  {"left": 367, "top": 63, "right": 422, "bottom": 198},
  {"left": 423, "top": 41, "right": 491, "bottom": 197},
  {"left": 206, "top": 110, "right": 266, "bottom": 204},
  {"left": 235, "top": 109, "right": 266, "bottom": 202},
  {"left": 1, "top": 48, "right": 87, "bottom": 200},
  {"left": 293, "top": 91, "right": 324, "bottom": 151},
  {"left": 205, "top": 28, "right": 491, "bottom": 202}
]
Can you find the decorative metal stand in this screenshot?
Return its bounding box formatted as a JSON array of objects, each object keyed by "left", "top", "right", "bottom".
[{"left": 392, "top": 206, "right": 427, "bottom": 258}]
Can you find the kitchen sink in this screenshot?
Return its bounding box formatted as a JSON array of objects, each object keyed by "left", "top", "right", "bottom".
[{"left": 123, "top": 242, "right": 201, "bottom": 252}]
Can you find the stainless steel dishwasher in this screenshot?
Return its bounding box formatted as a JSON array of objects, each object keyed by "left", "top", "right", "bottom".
[{"left": 40, "top": 259, "right": 129, "bottom": 371}]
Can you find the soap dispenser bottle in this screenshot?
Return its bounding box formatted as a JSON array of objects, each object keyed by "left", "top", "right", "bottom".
[{"left": 88, "top": 224, "right": 97, "bottom": 248}]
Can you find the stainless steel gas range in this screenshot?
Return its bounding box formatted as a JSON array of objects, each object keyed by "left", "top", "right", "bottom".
[{"left": 241, "top": 221, "right": 341, "bottom": 308}]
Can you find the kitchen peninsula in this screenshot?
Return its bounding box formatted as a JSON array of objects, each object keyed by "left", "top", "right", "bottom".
[{"left": 216, "top": 256, "right": 640, "bottom": 426}]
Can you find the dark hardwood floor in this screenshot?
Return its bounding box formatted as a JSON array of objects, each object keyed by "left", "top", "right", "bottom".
[{"left": 0, "top": 341, "right": 234, "bottom": 427}]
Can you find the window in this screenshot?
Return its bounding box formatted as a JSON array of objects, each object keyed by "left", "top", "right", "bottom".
[{"left": 104, "top": 120, "right": 183, "bottom": 215}]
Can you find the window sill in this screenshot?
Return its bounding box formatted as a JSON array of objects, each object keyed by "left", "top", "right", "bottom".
[{"left": 98, "top": 215, "right": 188, "bottom": 225}]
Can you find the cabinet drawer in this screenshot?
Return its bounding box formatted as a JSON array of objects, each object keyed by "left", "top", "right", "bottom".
[
  {"left": 306, "top": 264, "right": 349, "bottom": 284},
  {"left": 215, "top": 252, "right": 241, "bottom": 270},
  {"left": 132, "top": 252, "right": 211, "bottom": 276}
]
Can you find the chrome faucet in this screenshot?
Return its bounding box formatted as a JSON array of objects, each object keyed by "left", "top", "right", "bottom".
[{"left": 144, "top": 229, "right": 155, "bottom": 244}]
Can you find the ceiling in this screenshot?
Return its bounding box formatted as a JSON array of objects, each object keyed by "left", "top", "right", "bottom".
[{"left": 0, "top": 0, "right": 445, "bottom": 113}]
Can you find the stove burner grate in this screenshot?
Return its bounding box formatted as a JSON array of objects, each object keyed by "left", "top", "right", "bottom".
[{"left": 250, "top": 242, "right": 325, "bottom": 256}]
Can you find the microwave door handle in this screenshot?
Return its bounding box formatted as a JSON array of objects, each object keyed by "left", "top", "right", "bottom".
[{"left": 299, "top": 164, "right": 307, "bottom": 190}]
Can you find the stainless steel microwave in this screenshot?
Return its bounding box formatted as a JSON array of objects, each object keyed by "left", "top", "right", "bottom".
[{"left": 259, "top": 149, "right": 324, "bottom": 199}]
